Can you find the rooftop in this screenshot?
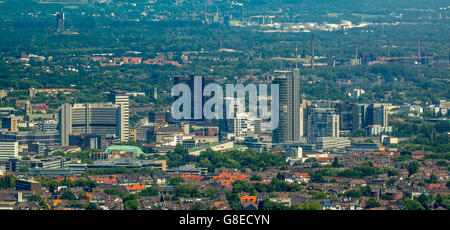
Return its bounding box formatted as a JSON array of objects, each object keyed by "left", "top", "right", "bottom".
[{"left": 105, "top": 145, "right": 144, "bottom": 156}]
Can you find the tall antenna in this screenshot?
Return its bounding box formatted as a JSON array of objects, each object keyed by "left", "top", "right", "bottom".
[
  {"left": 295, "top": 43, "right": 298, "bottom": 68},
  {"left": 387, "top": 40, "right": 390, "bottom": 58},
  {"left": 204, "top": 0, "right": 208, "bottom": 24},
  {"left": 311, "top": 34, "right": 315, "bottom": 70},
  {"left": 219, "top": 27, "right": 222, "bottom": 50},
  {"left": 418, "top": 39, "right": 421, "bottom": 58},
  {"left": 241, "top": 5, "right": 244, "bottom": 22}
]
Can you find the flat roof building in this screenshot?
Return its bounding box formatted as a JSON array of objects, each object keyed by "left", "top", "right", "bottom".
[{"left": 0, "top": 141, "right": 18, "bottom": 160}]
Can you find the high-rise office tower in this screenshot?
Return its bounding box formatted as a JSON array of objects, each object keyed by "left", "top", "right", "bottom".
[
  {"left": 173, "top": 75, "right": 214, "bottom": 121},
  {"left": 299, "top": 106, "right": 304, "bottom": 138},
  {"left": 59, "top": 103, "right": 127, "bottom": 146},
  {"left": 365, "top": 103, "right": 388, "bottom": 127},
  {"left": 1, "top": 116, "right": 19, "bottom": 132},
  {"left": 108, "top": 92, "right": 130, "bottom": 142},
  {"left": 59, "top": 103, "right": 72, "bottom": 146},
  {"left": 56, "top": 12, "right": 64, "bottom": 33},
  {"left": 306, "top": 108, "right": 340, "bottom": 139},
  {"left": 272, "top": 69, "right": 301, "bottom": 143},
  {"left": 336, "top": 102, "right": 360, "bottom": 132},
  {"left": 299, "top": 100, "right": 310, "bottom": 138}
]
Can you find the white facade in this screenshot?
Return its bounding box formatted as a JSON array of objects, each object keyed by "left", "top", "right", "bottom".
[
  {"left": 0, "top": 141, "right": 19, "bottom": 160},
  {"left": 314, "top": 137, "right": 351, "bottom": 150},
  {"left": 112, "top": 94, "right": 130, "bottom": 142},
  {"left": 233, "top": 113, "right": 261, "bottom": 138},
  {"left": 289, "top": 147, "right": 303, "bottom": 159}
]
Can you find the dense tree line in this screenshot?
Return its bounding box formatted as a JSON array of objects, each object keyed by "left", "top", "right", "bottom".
[
  {"left": 155, "top": 144, "right": 286, "bottom": 172},
  {"left": 0, "top": 175, "right": 16, "bottom": 189},
  {"left": 310, "top": 162, "right": 398, "bottom": 182}
]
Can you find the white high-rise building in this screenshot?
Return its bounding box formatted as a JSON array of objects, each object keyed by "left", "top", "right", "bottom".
[
  {"left": 0, "top": 142, "right": 19, "bottom": 160},
  {"left": 59, "top": 102, "right": 128, "bottom": 146},
  {"left": 108, "top": 92, "right": 130, "bottom": 142},
  {"left": 233, "top": 113, "right": 262, "bottom": 138}
]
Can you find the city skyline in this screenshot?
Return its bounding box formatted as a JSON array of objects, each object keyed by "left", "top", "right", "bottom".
[{"left": 0, "top": 0, "right": 448, "bottom": 213}]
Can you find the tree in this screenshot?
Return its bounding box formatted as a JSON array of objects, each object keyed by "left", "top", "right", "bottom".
[
  {"left": 332, "top": 157, "right": 341, "bottom": 168},
  {"left": 436, "top": 195, "right": 450, "bottom": 210},
  {"left": 173, "top": 185, "right": 201, "bottom": 199},
  {"left": 365, "top": 198, "right": 380, "bottom": 208},
  {"left": 250, "top": 175, "right": 263, "bottom": 181},
  {"left": 427, "top": 174, "right": 438, "bottom": 184},
  {"left": 204, "top": 187, "right": 217, "bottom": 200},
  {"left": 124, "top": 199, "right": 139, "bottom": 210},
  {"left": 174, "top": 144, "right": 189, "bottom": 156},
  {"left": 140, "top": 187, "right": 159, "bottom": 196},
  {"left": 85, "top": 203, "right": 100, "bottom": 210},
  {"left": 310, "top": 191, "right": 329, "bottom": 199},
  {"left": 191, "top": 202, "right": 202, "bottom": 210},
  {"left": 60, "top": 191, "right": 77, "bottom": 200},
  {"left": 402, "top": 199, "right": 425, "bottom": 210},
  {"left": 262, "top": 199, "right": 288, "bottom": 210},
  {"left": 345, "top": 189, "right": 362, "bottom": 198},
  {"left": 293, "top": 202, "right": 322, "bottom": 210},
  {"left": 0, "top": 175, "right": 15, "bottom": 189},
  {"left": 417, "top": 194, "right": 431, "bottom": 209},
  {"left": 168, "top": 176, "right": 185, "bottom": 186},
  {"left": 406, "top": 161, "right": 420, "bottom": 177},
  {"left": 232, "top": 180, "right": 257, "bottom": 195},
  {"left": 386, "top": 178, "right": 397, "bottom": 187},
  {"left": 19, "top": 166, "right": 29, "bottom": 173}
]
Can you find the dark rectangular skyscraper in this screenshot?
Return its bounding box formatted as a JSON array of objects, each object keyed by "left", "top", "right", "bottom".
[
  {"left": 365, "top": 103, "right": 388, "bottom": 127},
  {"left": 173, "top": 75, "right": 214, "bottom": 121},
  {"left": 336, "top": 102, "right": 360, "bottom": 131},
  {"left": 272, "top": 68, "right": 301, "bottom": 143},
  {"left": 56, "top": 12, "right": 64, "bottom": 33}
]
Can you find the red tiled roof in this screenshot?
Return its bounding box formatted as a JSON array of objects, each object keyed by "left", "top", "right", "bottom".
[
  {"left": 126, "top": 184, "right": 146, "bottom": 191},
  {"left": 240, "top": 196, "right": 257, "bottom": 204}
]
